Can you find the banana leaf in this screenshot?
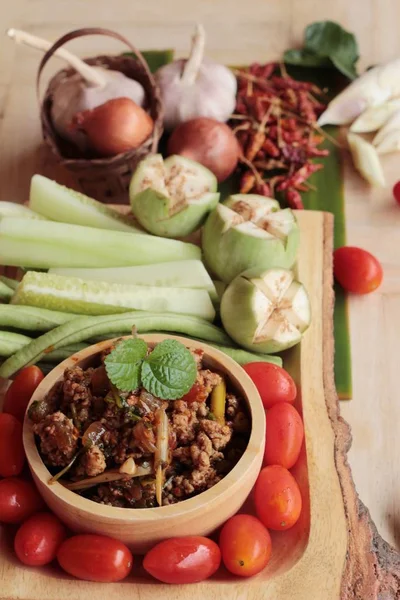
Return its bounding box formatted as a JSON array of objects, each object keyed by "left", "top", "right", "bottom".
[{"left": 132, "top": 52, "right": 352, "bottom": 399}]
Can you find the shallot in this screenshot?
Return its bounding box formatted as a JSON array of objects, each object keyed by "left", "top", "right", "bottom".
[{"left": 71, "top": 97, "right": 154, "bottom": 156}]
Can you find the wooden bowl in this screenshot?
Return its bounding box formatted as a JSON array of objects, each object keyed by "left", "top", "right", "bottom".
[{"left": 23, "top": 334, "right": 265, "bottom": 553}]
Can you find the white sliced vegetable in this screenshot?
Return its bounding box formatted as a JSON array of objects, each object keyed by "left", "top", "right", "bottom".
[
  {"left": 350, "top": 100, "right": 400, "bottom": 133},
  {"left": 30, "top": 174, "right": 142, "bottom": 233},
  {"left": 130, "top": 154, "right": 219, "bottom": 238},
  {"left": 318, "top": 57, "right": 400, "bottom": 126},
  {"left": 0, "top": 201, "right": 47, "bottom": 220},
  {"left": 0, "top": 217, "right": 200, "bottom": 269},
  {"left": 49, "top": 260, "right": 217, "bottom": 296},
  {"left": 372, "top": 108, "right": 400, "bottom": 153},
  {"left": 12, "top": 272, "right": 216, "bottom": 321},
  {"left": 347, "top": 133, "right": 386, "bottom": 187},
  {"left": 220, "top": 267, "right": 311, "bottom": 353},
  {"left": 202, "top": 194, "right": 299, "bottom": 283}
]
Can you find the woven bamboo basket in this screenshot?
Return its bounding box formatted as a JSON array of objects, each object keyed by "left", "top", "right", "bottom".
[{"left": 38, "top": 28, "right": 163, "bottom": 202}]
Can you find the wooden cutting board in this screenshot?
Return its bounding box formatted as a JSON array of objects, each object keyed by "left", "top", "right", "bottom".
[{"left": 0, "top": 210, "right": 398, "bottom": 599}]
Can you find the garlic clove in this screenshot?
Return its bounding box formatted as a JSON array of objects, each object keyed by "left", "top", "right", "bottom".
[
  {"left": 347, "top": 132, "right": 386, "bottom": 187},
  {"left": 350, "top": 100, "right": 400, "bottom": 133}
]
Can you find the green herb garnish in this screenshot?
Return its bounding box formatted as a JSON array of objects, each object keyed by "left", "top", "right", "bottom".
[
  {"left": 104, "top": 338, "right": 147, "bottom": 392},
  {"left": 104, "top": 338, "right": 197, "bottom": 400},
  {"left": 284, "top": 21, "right": 359, "bottom": 80}
]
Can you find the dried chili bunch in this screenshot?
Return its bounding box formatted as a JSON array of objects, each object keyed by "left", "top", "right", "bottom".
[{"left": 231, "top": 63, "right": 329, "bottom": 209}]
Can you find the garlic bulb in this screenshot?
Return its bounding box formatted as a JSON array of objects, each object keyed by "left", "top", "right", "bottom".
[
  {"left": 7, "top": 28, "right": 146, "bottom": 150},
  {"left": 51, "top": 68, "right": 146, "bottom": 148},
  {"left": 155, "top": 24, "right": 237, "bottom": 131}
]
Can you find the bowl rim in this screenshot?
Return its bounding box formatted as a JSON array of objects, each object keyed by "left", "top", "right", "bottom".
[{"left": 23, "top": 334, "right": 265, "bottom": 521}]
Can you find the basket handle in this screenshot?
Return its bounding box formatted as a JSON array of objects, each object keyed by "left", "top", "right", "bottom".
[{"left": 36, "top": 27, "right": 156, "bottom": 101}]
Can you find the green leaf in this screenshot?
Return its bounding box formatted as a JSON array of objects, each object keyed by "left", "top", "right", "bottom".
[
  {"left": 141, "top": 339, "right": 197, "bottom": 400},
  {"left": 104, "top": 338, "right": 147, "bottom": 392},
  {"left": 284, "top": 21, "right": 359, "bottom": 80},
  {"left": 284, "top": 49, "right": 332, "bottom": 68}
]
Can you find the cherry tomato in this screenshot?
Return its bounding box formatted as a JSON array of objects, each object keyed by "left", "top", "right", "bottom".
[
  {"left": 57, "top": 534, "right": 133, "bottom": 582},
  {"left": 3, "top": 365, "right": 44, "bottom": 422},
  {"left": 0, "top": 477, "right": 44, "bottom": 524},
  {"left": 0, "top": 413, "right": 25, "bottom": 477},
  {"left": 219, "top": 514, "right": 272, "bottom": 577},
  {"left": 334, "top": 246, "right": 383, "bottom": 294},
  {"left": 254, "top": 465, "right": 302, "bottom": 531},
  {"left": 14, "top": 512, "right": 67, "bottom": 566},
  {"left": 264, "top": 403, "right": 304, "bottom": 469},
  {"left": 393, "top": 181, "right": 400, "bottom": 206},
  {"left": 243, "top": 362, "right": 297, "bottom": 409},
  {"left": 143, "top": 536, "right": 221, "bottom": 584}
]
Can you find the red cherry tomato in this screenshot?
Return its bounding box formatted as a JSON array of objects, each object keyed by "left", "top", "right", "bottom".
[
  {"left": 57, "top": 534, "right": 133, "bottom": 582},
  {"left": 3, "top": 365, "right": 44, "bottom": 422},
  {"left": 0, "top": 413, "right": 25, "bottom": 477},
  {"left": 393, "top": 181, "right": 400, "bottom": 206},
  {"left": 0, "top": 477, "right": 44, "bottom": 524},
  {"left": 254, "top": 465, "right": 302, "bottom": 531},
  {"left": 264, "top": 403, "right": 304, "bottom": 469},
  {"left": 143, "top": 536, "right": 221, "bottom": 584},
  {"left": 243, "top": 362, "right": 297, "bottom": 409},
  {"left": 219, "top": 514, "right": 272, "bottom": 577},
  {"left": 334, "top": 246, "right": 383, "bottom": 294},
  {"left": 14, "top": 512, "right": 67, "bottom": 566}
]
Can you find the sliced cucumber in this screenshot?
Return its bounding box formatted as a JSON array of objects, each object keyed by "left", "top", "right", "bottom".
[
  {"left": 0, "top": 217, "right": 200, "bottom": 269},
  {"left": 12, "top": 272, "right": 216, "bottom": 321},
  {"left": 0, "top": 201, "right": 48, "bottom": 221},
  {"left": 130, "top": 154, "right": 219, "bottom": 238},
  {"left": 30, "top": 175, "right": 143, "bottom": 233},
  {"left": 49, "top": 260, "right": 217, "bottom": 296}
]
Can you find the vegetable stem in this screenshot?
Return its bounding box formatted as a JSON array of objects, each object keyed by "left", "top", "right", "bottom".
[
  {"left": 181, "top": 24, "right": 205, "bottom": 85},
  {"left": 210, "top": 379, "right": 226, "bottom": 426},
  {"left": 7, "top": 28, "right": 106, "bottom": 87}
]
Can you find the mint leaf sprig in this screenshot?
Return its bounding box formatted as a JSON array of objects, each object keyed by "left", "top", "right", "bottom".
[{"left": 104, "top": 338, "right": 197, "bottom": 400}]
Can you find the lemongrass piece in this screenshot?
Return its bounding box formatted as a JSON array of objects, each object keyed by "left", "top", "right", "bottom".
[
  {"left": 7, "top": 28, "right": 105, "bottom": 87},
  {"left": 347, "top": 132, "right": 386, "bottom": 187},
  {"left": 12, "top": 272, "right": 215, "bottom": 321},
  {"left": 350, "top": 100, "right": 400, "bottom": 133},
  {"left": 0, "top": 312, "right": 231, "bottom": 379},
  {"left": 63, "top": 465, "right": 153, "bottom": 491},
  {"left": 210, "top": 379, "right": 226, "bottom": 426},
  {"left": 154, "top": 407, "right": 169, "bottom": 506},
  {"left": 0, "top": 217, "right": 200, "bottom": 269},
  {"left": 49, "top": 452, "right": 81, "bottom": 484}
]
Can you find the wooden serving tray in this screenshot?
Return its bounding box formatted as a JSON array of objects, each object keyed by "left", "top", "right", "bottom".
[{"left": 0, "top": 211, "right": 399, "bottom": 599}]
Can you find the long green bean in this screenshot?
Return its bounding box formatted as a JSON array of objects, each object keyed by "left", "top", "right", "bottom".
[
  {"left": 0, "top": 330, "right": 86, "bottom": 361},
  {"left": 0, "top": 312, "right": 232, "bottom": 378},
  {"left": 0, "top": 305, "right": 80, "bottom": 332}
]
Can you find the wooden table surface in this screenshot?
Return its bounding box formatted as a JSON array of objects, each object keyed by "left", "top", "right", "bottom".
[{"left": 1, "top": 0, "right": 400, "bottom": 551}]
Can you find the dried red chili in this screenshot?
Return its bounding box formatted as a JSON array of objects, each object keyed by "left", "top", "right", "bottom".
[{"left": 230, "top": 62, "right": 329, "bottom": 209}]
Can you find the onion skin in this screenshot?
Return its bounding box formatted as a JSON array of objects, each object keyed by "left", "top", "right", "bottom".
[
  {"left": 71, "top": 97, "right": 154, "bottom": 157},
  {"left": 167, "top": 117, "right": 240, "bottom": 183}
]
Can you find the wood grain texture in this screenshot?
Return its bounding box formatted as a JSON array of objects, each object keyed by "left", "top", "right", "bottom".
[
  {"left": 0, "top": 211, "right": 352, "bottom": 598},
  {"left": 1, "top": 0, "right": 400, "bottom": 587}
]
